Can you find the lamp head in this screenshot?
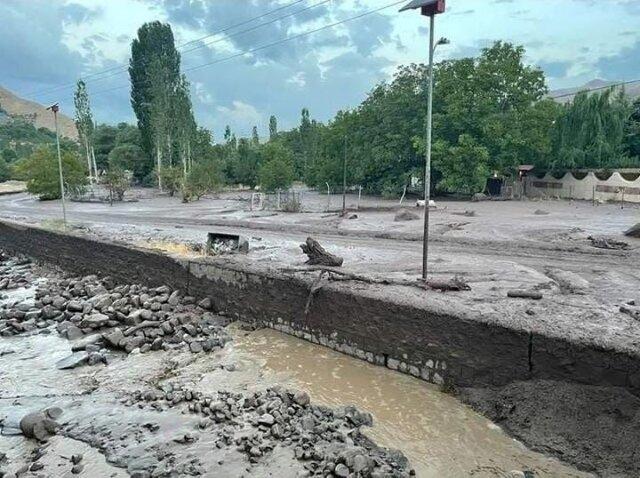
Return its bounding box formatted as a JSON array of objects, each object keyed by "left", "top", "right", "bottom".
[{"left": 46, "top": 103, "right": 59, "bottom": 113}]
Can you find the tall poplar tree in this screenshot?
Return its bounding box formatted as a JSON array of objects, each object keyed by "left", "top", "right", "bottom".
[
  {"left": 74, "top": 80, "right": 96, "bottom": 182},
  {"left": 269, "top": 115, "right": 278, "bottom": 140},
  {"left": 129, "top": 21, "right": 181, "bottom": 172}
]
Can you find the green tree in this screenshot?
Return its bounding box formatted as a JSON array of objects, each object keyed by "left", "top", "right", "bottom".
[
  {"left": 14, "top": 147, "right": 87, "bottom": 200},
  {"left": 129, "top": 21, "right": 181, "bottom": 162},
  {"left": 551, "top": 89, "right": 631, "bottom": 170},
  {"left": 258, "top": 142, "right": 295, "bottom": 191},
  {"left": 269, "top": 115, "right": 278, "bottom": 140},
  {"left": 432, "top": 135, "right": 490, "bottom": 194},
  {"left": 108, "top": 144, "right": 146, "bottom": 178},
  {"left": 182, "top": 157, "right": 224, "bottom": 202},
  {"left": 1, "top": 148, "right": 17, "bottom": 163},
  {"left": 252, "top": 126, "right": 259, "bottom": 147},
  {"left": 74, "top": 79, "right": 96, "bottom": 182},
  {"left": 233, "top": 138, "right": 260, "bottom": 188}
]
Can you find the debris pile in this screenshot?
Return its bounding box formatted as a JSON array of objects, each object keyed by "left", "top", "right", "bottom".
[
  {"left": 0, "top": 255, "right": 231, "bottom": 356},
  {"left": 127, "top": 385, "right": 413, "bottom": 477}
]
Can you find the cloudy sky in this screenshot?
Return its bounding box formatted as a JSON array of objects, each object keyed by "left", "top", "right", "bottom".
[{"left": 1, "top": 0, "right": 639, "bottom": 139}]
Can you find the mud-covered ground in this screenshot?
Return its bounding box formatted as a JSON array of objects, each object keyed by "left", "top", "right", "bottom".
[{"left": 0, "top": 255, "right": 413, "bottom": 478}]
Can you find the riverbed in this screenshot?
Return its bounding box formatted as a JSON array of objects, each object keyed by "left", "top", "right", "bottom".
[{"left": 0, "top": 273, "right": 589, "bottom": 477}]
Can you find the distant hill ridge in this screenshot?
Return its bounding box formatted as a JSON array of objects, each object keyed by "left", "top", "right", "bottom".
[
  {"left": 0, "top": 86, "right": 78, "bottom": 139},
  {"left": 549, "top": 79, "right": 640, "bottom": 104}
]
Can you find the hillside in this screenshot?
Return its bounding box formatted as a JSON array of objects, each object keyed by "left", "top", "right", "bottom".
[
  {"left": 0, "top": 86, "right": 77, "bottom": 139},
  {"left": 549, "top": 79, "right": 640, "bottom": 104}
]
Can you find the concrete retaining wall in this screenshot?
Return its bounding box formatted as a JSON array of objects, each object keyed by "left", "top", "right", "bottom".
[
  {"left": 1, "top": 220, "right": 639, "bottom": 394},
  {"left": 526, "top": 171, "right": 640, "bottom": 203}
]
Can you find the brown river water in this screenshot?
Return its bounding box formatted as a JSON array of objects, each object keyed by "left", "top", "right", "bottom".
[
  {"left": 226, "top": 327, "right": 589, "bottom": 478},
  {"left": 0, "top": 284, "right": 590, "bottom": 477}
]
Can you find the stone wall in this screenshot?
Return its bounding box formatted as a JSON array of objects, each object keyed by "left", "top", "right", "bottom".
[{"left": 1, "top": 220, "right": 639, "bottom": 394}]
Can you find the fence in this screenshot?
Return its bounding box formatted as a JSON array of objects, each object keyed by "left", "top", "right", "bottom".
[
  {"left": 250, "top": 190, "right": 304, "bottom": 212},
  {"left": 525, "top": 171, "right": 640, "bottom": 204}
]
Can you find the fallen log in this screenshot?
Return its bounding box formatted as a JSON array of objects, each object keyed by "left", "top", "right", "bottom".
[
  {"left": 300, "top": 237, "right": 343, "bottom": 267},
  {"left": 425, "top": 277, "right": 471, "bottom": 292},
  {"left": 507, "top": 289, "right": 543, "bottom": 300}
]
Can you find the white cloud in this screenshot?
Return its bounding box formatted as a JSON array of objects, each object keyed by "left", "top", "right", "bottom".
[
  {"left": 193, "top": 81, "right": 214, "bottom": 105},
  {"left": 286, "top": 72, "right": 306, "bottom": 88},
  {"left": 216, "top": 100, "right": 262, "bottom": 126}
]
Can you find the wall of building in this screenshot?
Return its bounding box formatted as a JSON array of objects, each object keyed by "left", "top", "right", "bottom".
[
  {"left": 526, "top": 171, "right": 640, "bottom": 203},
  {"left": 1, "top": 220, "right": 639, "bottom": 395}
]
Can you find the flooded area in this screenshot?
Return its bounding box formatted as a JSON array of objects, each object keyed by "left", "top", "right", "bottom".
[{"left": 0, "top": 279, "right": 590, "bottom": 478}]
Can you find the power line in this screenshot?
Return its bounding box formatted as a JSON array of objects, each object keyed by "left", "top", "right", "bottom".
[
  {"left": 39, "top": 0, "right": 332, "bottom": 95},
  {"left": 24, "top": 0, "right": 310, "bottom": 99},
  {"left": 548, "top": 78, "right": 640, "bottom": 100},
  {"left": 86, "top": 0, "right": 406, "bottom": 99}
]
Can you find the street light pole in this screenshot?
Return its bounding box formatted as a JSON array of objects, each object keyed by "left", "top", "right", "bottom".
[
  {"left": 342, "top": 135, "right": 347, "bottom": 216},
  {"left": 48, "top": 103, "right": 67, "bottom": 230},
  {"left": 422, "top": 13, "right": 435, "bottom": 281},
  {"left": 400, "top": 0, "right": 447, "bottom": 281}
]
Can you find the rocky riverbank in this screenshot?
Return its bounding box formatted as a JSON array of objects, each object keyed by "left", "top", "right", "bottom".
[{"left": 0, "top": 252, "right": 415, "bottom": 477}]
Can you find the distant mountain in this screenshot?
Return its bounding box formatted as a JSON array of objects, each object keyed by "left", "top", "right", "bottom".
[
  {"left": 0, "top": 86, "right": 77, "bottom": 139},
  {"left": 549, "top": 79, "right": 640, "bottom": 104}
]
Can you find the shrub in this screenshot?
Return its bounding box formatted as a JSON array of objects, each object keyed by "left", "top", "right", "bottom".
[
  {"left": 102, "top": 165, "right": 131, "bottom": 204},
  {"left": 159, "top": 166, "right": 183, "bottom": 197},
  {"left": 13, "top": 147, "right": 87, "bottom": 200},
  {"left": 182, "top": 159, "right": 224, "bottom": 202}
]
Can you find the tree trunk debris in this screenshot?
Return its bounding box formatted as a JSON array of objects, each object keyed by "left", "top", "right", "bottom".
[
  {"left": 507, "top": 289, "right": 543, "bottom": 300},
  {"left": 300, "top": 237, "right": 343, "bottom": 267}
]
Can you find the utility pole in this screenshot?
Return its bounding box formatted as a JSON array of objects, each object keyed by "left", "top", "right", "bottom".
[
  {"left": 422, "top": 14, "right": 435, "bottom": 281},
  {"left": 400, "top": 0, "right": 448, "bottom": 281},
  {"left": 47, "top": 103, "right": 67, "bottom": 230},
  {"left": 342, "top": 135, "right": 347, "bottom": 216}
]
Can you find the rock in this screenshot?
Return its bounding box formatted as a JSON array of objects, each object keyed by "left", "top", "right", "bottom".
[
  {"left": 71, "top": 454, "right": 83, "bottom": 465},
  {"left": 258, "top": 413, "right": 275, "bottom": 426},
  {"left": 189, "top": 341, "right": 203, "bottom": 353},
  {"left": 394, "top": 209, "right": 419, "bottom": 222},
  {"left": 56, "top": 352, "right": 89, "bottom": 369},
  {"left": 293, "top": 391, "right": 310, "bottom": 407},
  {"left": 41, "top": 305, "right": 58, "bottom": 320},
  {"left": 88, "top": 352, "right": 105, "bottom": 365},
  {"left": 71, "top": 334, "right": 102, "bottom": 351},
  {"left": 198, "top": 298, "right": 212, "bottom": 310},
  {"left": 533, "top": 209, "right": 549, "bottom": 215},
  {"left": 104, "top": 328, "right": 125, "bottom": 348},
  {"left": 65, "top": 325, "right": 84, "bottom": 340},
  {"left": 122, "top": 336, "right": 145, "bottom": 353},
  {"left": 334, "top": 464, "right": 349, "bottom": 477},
  {"left": 66, "top": 300, "right": 84, "bottom": 312},
  {"left": 20, "top": 410, "right": 60, "bottom": 441},
  {"left": 79, "top": 313, "right": 109, "bottom": 329},
  {"left": 71, "top": 463, "right": 84, "bottom": 474},
  {"left": 624, "top": 223, "right": 640, "bottom": 238}
]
